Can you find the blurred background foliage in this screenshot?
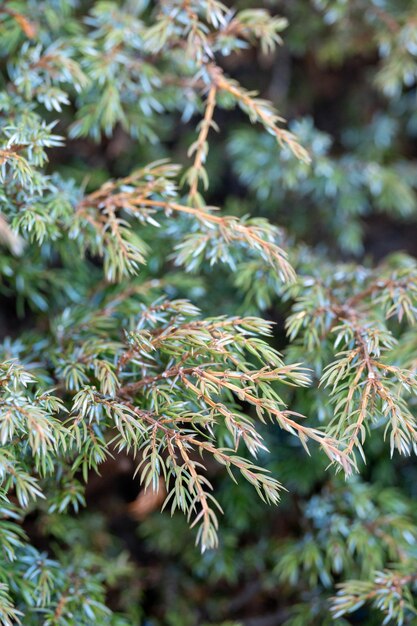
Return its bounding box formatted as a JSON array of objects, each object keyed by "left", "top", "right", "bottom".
[{"left": 1, "top": 0, "right": 417, "bottom": 625}]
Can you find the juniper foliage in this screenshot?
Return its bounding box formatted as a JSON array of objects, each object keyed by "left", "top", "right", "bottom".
[{"left": 1, "top": 1, "right": 417, "bottom": 625}]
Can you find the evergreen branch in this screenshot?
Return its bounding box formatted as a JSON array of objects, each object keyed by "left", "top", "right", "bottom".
[
  {"left": 185, "top": 83, "right": 218, "bottom": 203},
  {"left": 77, "top": 172, "right": 296, "bottom": 281},
  {"left": 213, "top": 72, "right": 310, "bottom": 163},
  {"left": 331, "top": 570, "right": 417, "bottom": 623}
]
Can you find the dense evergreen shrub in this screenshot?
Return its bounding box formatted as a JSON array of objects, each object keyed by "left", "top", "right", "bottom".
[{"left": 1, "top": 1, "right": 417, "bottom": 624}]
